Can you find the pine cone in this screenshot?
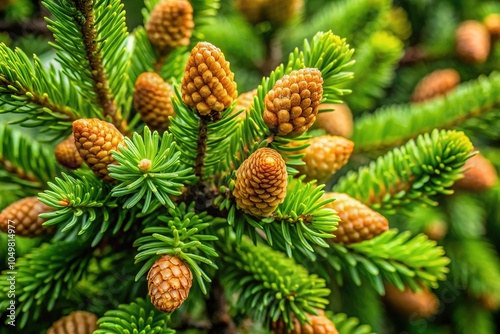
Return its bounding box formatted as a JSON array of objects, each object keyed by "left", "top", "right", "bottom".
[
  {"left": 72, "top": 118, "right": 125, "bottom": 182},
  {"left": 55, "top": 135, "right": 83, "bottom": 169},
  {"left": 264, "top": 0, "right": 304, "bottom": 25},
  {"left": 233, "top": 89, "right": 258, "bottom": 119},
  {"left": 233, "top": 148, "right": 288, "bottom": 217},
  {"left": 315, "top": 103, "right": 353, "bottom": 138},
  {"left": 272, "top": 309, "right": 339, "bottom": 334},
  {"left": 0, "top": 196, "right": 54, "bottom": 237},
  {"left": 145, "top": 0, "right": 194, "bottom": 50},
  {"left": 321, "top": 192, "right": 388, "bottom": 244},
  {"left": 411, "top": 69, "right": 461, "bottom": 103},
  {"left": 454, "top": 153, "right": 498, "bottom": 191},
  {"left": 46, "top": 311, "right": 98, "bottom": 334},
  {"left": 263, "top": 68, "right": 323, "bottom": 137},
  {"left": 181, "top": 42, "right": 238, "bottom": 119},
  {"left": 147, "top": 255, "right": 193, "bottom": 313},
  {"left": 234, "top": 0, "right": 267, "bottom": 24},
  {"left": 296, "top": 136, "right": 354, "bottom": 184},
  {"left": 424, "top": 220, "right": 448, "bottom": 240},
  {"left": 384, "top": 284, "right": 439, "bottom": 318},
  {"left": 484, "top": 14, "right": 500, "bottom": 39},
  {"left": 134, "top": 72, "right": 175, "bottom": 131},
  {"left": 456, "top": 20, "right": 491, "bottom": 64}
]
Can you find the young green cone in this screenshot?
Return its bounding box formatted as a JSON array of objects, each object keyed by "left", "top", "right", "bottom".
[
  {"left": 147, "top": 255, "right": 193, "bottom": 313},
  {"left": 233, "top": 148, "right": 288, "bottom": 217},
  {"left": 55, "top": 135, "right": 83, "bottom": 169},
  {"left": 411, "top": 69, "right": 461, "bottom": 103},
  {"left": 72, "top": 118, "right": 125, "bottom": 182},
  {"left": 134, "top": 72, "right": 175, "bottom": 131},
  {"left": 46, "top": 311, "right": 98, "bottom": 334},
  {"left": 0, "top": 196, "right": 54, "bottom": 237},
  {"left": 456, "top": 20, "right": 491, "bottom": 64},
  {"left": 321, "top": 192, "right": 388, "bottom": 244},
  {"left": 263, "top": 68, "right": 323, "bottom": 137}
]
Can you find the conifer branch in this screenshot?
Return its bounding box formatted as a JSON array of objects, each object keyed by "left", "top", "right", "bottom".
[{"left": 331, "top": 313, "right": 375, "bottom": 334}]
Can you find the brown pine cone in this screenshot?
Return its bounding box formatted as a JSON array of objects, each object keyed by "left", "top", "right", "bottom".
[
  {"left": 321, "top": 192, "right": 388, "bottom": 244},
  {"left": 411, "top": 69, "right": 461, "bottom": 103},
  {"left": 264, "top": 0, "right": 304, "bottom": 25},
  {"left": 0, "top": 196, "right": 54, "bottom": 237},
  {"left": 134, "top": 72, "right": 175, "bottom": 131},
  {"left": 46, "top": 311, "right": 98, "bottom": 334},
  {"left": 384, "top": 284, "right": 439, "bottom": 318},
  {"left": 233, "top": 89, "right": 258, "bottom": 119},
  {"left": 72, "top": 118, "right": 125, "bottom": 182},
  {"left": 233, "top": 148, "right": 288, "bottom": 217},
  {"left": 484, "top": 14, "right": 500, "bottom": 39},
  {"left": 272, "top": 309, "right": 339, "bottom": 334},
  {"left": 424, "top": 220, "right": 448, "bottom": 241},
  {"left": 263, "top": 68, "right": 323, "bottom": 137},
  {"left": 234, "top": 0, "right": 267, "bottom": 24},
  {"left": 145, "top": 0, "right": 194, "bottom": 50},
  {"left": 296, "top": 135, "right": 353, "bottom": 184},
  {"left": 147, "top": 255, "right": 193, "bottom": 313},
  {"left": 315, "top": 103, "right": 353, "bottom": 138},
  {"left": 55, "top": 135, "right": 83, "bottom": 169},
  {"left": 181, "top": 42, "right": 238, "bottom": 119},
  {"left": 456, "top": 20, "right": 491, "bottom": 64},
  {"left": 454, "top": 153, "right": 498, "bottom": 191}
]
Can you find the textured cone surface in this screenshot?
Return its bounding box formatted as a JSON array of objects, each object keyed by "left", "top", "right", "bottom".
[
  {"left": 455, "top": 153, "right": 498, "bottom": 191},
  {"left": 484, "top": 14, "right": 500, "bottom": 38},
  {"left": 321, "top": 192, "right": 388, "bottom": 244},
  {"left": 0, "top": 196, "right": 54, "bottom": 237},
  {"left": 456, "top": 20, "right": 490, "bottom": 64},
  {"left": 233, "top": 148, "right": 288, "bottom": 217},
  {"left": 73, "top": 118, "right": 124, "bottom": 182},
  {"left": 55, "top": 135, "right": 83, "bottom": 169},
  {"left": 134, "top": 72, "right": 175, "bottom": 130},
  {"left": 411, "top": 69, "right": 461, "bottom": 103},
  {"left": 264, "top": 0, "right": 304, "bottom": 25},
  {"left": 146, "top": 0, "right": 194, "bottom": 49},
  {"left": 315, "top": 103, "right": 353, "bottom": 138},
  {"left": 263, "top": 68, "right": 323, "bottom": 136},
  {"left": 181, "top": 42, "right": 238, "bottom": 117},
  {"left": 272, "top": 310, "right": 339, "bottom": 334},
  {"left": 384, "top": 285, "right": 439, "bottom": 317},
  {"left": 233, "top": 89, "right": 258, "bottom": 119},
  {"left": 296, "top": 136, "right": 354, "bottom": 184},
  {"left": 46, "top": 311, "right": 98, "bottom": 334},
  {"left": 234, "top": 0, "right": 267, "bottom": 24},
  {"left": 147, "top": 255, "right": 193, "bottom": 313}
]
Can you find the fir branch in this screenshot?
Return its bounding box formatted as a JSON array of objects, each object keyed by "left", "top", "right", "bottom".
[
  {"left": 317, "top": 230, "right": 450, "bottom": 294},
  {"left": 220, "top": 236, "right": 330, "bottom": 331},
  {"left": 453, "top": 300, "right": 496, "bottom": 334},
  {"left": 333, "top": 129, "right": 474, "bottom": 215},
  {"left": 0, "top": 241, "right": 93, "bottom": 328},
  {"left": 331, "top": 313, "right": 375, "bottom": 334},
  {"left": 109, "top": 127, "right": 196, "bottom": 213},
  {"left": 446, "top": 194, "right": 486, "bottom": 238},
  {"left": 352, "top": 72, "right": 500, "bottom": 153},
  {"left": 134, "top": 202, "right": 224, "bottom": 294},
  {"left": 95, "top": 298, "right": 175, "bottom": 334}
]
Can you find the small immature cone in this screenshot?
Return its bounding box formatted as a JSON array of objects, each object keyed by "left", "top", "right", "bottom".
[
  {"left": 134, "top": 72, "right": 175, "bottom": 131},
  {"left": 264, "top": 0, "right": 304, "bottom": 25},
  {"left": 272, "top": 309, "right": 339, "bottom": 334},
  {"left": 454, "top": 153, "right": 498, "bottom": 191},
  {"left": 181, "top": 42, "right": 238, "bottom": 119},
  {"left": 55, "top": 135, "right": 83, "bottom": 169},
  {"left": 411, "top": 69, "right": 461, "bottom": 103},
  {"left": 296, "top": 135, "right": 354, "bottom": 184},
  {"left": 384, "top": 284, "right": 439, "bottom": 318},
  {"left": 232, "top": 89, "right": 258, "bottom": 120},
  {"left": 46, "top": 311, "right": 98, "bottom": 334},
  {"left": 0, "top": 197, "right": 54, "bottom": 237},
  {"left": 233, "top": 148, "right": 288, "bottom": 217},
  {"left": 315, "top": 103, "right": 353, "bottom": 138},
  {"left": 484, "top": 14, "right": 500, "bottom": 39},
  {"left": 146, "top": 0, "right": 194, "bottom": 50},
  {"left": 321, "top": 192, "right": 388, "bottom": 244},
  {"left": 72, "top": 118, "right": 125, "bottom": 182},
  {"left": 263, "top": 68, "right": 323, "bottom": 137},
  {"left": 147, "top": 255, "right": 193, "bottom": 313},
  {"left": 455, "top": 20, "right": 491, "bottom": 64}
]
